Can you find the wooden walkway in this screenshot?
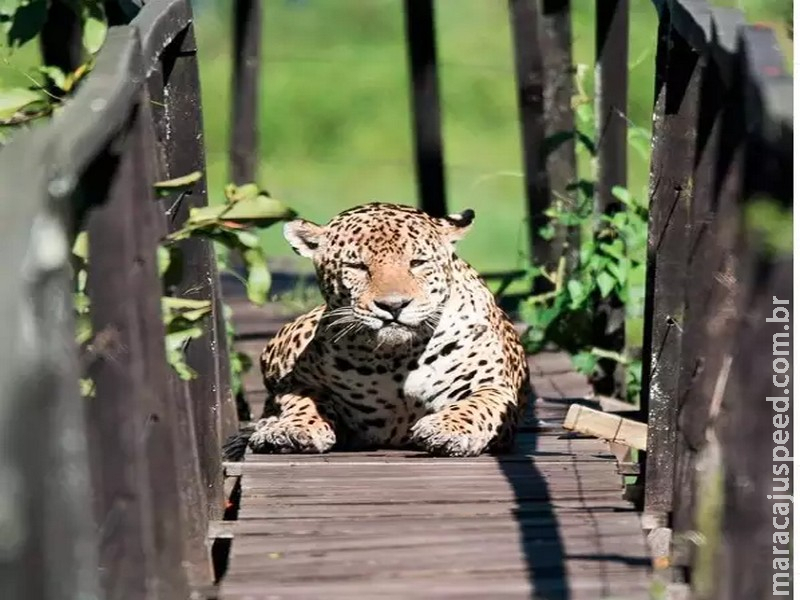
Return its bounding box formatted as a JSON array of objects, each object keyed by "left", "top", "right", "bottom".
[{"left": 218, "top": 300, "right": 651, "bottom": 599}]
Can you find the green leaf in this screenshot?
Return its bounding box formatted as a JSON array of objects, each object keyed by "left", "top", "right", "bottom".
[
  {"left": 567, "top": 280, "right": 585, "bottom": 306},
  {"left": 82, "top": 12, "right": 106, "bottom": 54},
  {"left": 224, "top": 182, "right": 261, "bottom": 203},
  {"left": 575, "top": 102, "right": 593, "bottom": 126},
  {"left": 72, "top": 231, "right": 89, "bottom": 261},
  {"left": 38, "top": 65, "right": 66, "bottom": 90},
  {"left": 165, "top": 325, "right": 204, "bottom": 380},
  {"left": 611, "top": 185, "right": 634, "bottom": 207},
  {"left": 0, "top": 87, "right": 41, "bottom": 119},
  {"left": 187, "top": 193, "right": 296, "bottom": 228},
  {"left": 76, "top": 269, "right": 88, "bottom": 294},
  {"left": 0, "top": 0, "right": 19, "bottom": 18},
  {"left": 80, "top": 377, "right": 96, "bottom": 398},
  {"left": 537, "top": 224, "right": 555, "bottom": 241},
  {"left": 157, "top": 245, "right": 171, "bottom": 277},
  {"left": 75, "top": 313, "right": 92, "bottom": 345},
  {"left": 600, "top": 238, "right": 625, "bottom": 260},
  {"left": 572, "top": 351, "right": 599, "bottom": 376},
  {"left": 243, "top": 247, "right": 270, "bottom": 305},
  {"left": 597, "top": 271, "right": 615, "bottom": 298},
  {"left": 607, "top": 257, "right": 630, "bottom": 286},
  {"left": 162, "top": 297, "right": 212, "bottom": 324},
  {"left": 154, "top": 170, "right": 202, "bottom": 196},
  {"left": 4, "top": 0, "right": 46, "bottom": 47}
]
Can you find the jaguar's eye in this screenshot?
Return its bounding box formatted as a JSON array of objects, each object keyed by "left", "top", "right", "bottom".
[
  {"left": 410, "top": 258, "right": 428, "bottom": 268},
  {"left": 344, "top": 261, "right": 369, "bottom": 272}
]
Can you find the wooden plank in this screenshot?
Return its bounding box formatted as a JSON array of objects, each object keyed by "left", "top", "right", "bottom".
[
  {"left": 116, "top": 53, "right": 191, "bottom": 599},
  {"left": 0, "top": 84, "right": 101, "bottom": 600},
  {"left": 716, "top": 255, "right": 792, "bottom": 598},
  {"left": 592, "top": 0, "right": 629, "bottom": 395},
  {"left": 223, "top": 513, "right": 643, "bottom": 537},
  {"left": 669, "top": 3, "right": 724, "bottom": 564},
  {"left": 402, "top": 0, "right": 447, "bottom": 217},
  {"left": 83, "top": 29, "right": 163, "bottom": 599},
  {"left": 224, "top": 552, "right": 650, "bottom": 589},
  {"left": 150, "top": 16, "right": 231, "bottom": 522},
  {"left": 563, "top": 405, "right": 647, "bottom": 450},
  {"left": 710, "top": 22, "right": 792, "bottom": 599},
  {"left": 507, "top": 0, "right": 552, "bottom": 286},
  {"left": 237, "top": 497, "right": 637, "bottom": 521},
  {"left": 640, "top": 8, "right": 703, "bottom": 518},
  {"left": 223, "top": 579, "right": 652, "bottom": 600}
]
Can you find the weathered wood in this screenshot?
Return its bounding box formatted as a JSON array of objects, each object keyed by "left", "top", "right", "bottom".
[
  {"left": 507, "top": 0, "right": 552, "bottom": 287},
  {"left": 716, "top": 258, "right": 792, "bottom": 599},
  {"left": 0, "top": 86, "right": 100, "bottom": 600},
  {"left": 669, "top": 0, "right": 719, "bottom": 564},
  {"left": 711, "top": 22, "right": 792, "bottom": 600},
  {"left": 640, "top": 9, "right": 703, "bottom": 519},
  {"left": 83, "top": 30, "right": 161, "bottom": 600},
  {"left": 592, "top": 0, "right": 629, "bottom": 396},
  {"left": 221, "top": 318, "right": 648, "bottom": 596},
  {"left": 563, "top": 405, "right": 647, "bottom": 450},
  {"left": 129, "top": 74, "right": 192, "bottom": 599},
  {"left": 145, "top": 15, "right": 231, "bottom": 522},
  {"left": 229, "top": 0, "right": 262, "bottom": 185},
  {"left": 541, "top": 0, "right": 579, "bottom": 272},
  {"left": 402, "top": 0, "right": 447, "bottom": 217}
]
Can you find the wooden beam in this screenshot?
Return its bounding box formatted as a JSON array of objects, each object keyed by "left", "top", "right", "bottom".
[{"left": 563, "top": 404, "right": 647, "bottom": 451}]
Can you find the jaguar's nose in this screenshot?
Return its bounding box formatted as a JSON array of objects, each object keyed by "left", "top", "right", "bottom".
[{"left": 372, "top": 296, "right": 413, "bottom": 321}]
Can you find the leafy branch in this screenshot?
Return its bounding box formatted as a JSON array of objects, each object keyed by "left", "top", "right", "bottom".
[{"left": 74, "top": 176, "right": 296, "bottom": 397}]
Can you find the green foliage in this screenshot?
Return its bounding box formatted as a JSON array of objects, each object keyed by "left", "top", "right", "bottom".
[
  {"left": 73, "top": 179, "right": 295, "bottom": 391},
  {"left": 0, "top": 0, "right": 103, "bottom": 126},
  {"left": 163, "top": 181, "right": 297, "bottom": 305},
  {"left": 158, "top": 180, "right": 295, "bottom": 379},
  {"left": 520, "top": 81, "right": 649, "bottom": 403}
]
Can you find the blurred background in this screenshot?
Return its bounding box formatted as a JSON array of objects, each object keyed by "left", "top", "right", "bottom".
[
  {"left": 0, "top": 0, "right": 791, "bottom": 276},
  {"left": 190, "top": 0, "right": 790, "bottom": 273}
]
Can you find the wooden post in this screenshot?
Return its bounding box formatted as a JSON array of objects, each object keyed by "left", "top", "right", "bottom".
[
  {"left": 229, "top": 0, "right": 262, "bottom": 185},
  {"left": 136, "top": 1, "right": 225, "bottom": 586},
  {"left": 84, "top": 30, "right": 183, "bottom": 599},
  {"left": 592, "top": 0, "right": 629, "bottom": 396},
  {"left": 156, "top": 22, "right": 234, "bottom": 524},
  {"left": 669, "top": 4, "right": 729, "bottom": 567},
  {"left": 640, "top": 9, "right": 703, "bottom": 520},
  {"left": 714, "top": 23, "right": 793, "bottom": 598},
  {"left": 403, "top": 0, "right": 447, "bottom": 217},
  {"left": 0, "top": 103, "right": 100, "bottom": 600},
  {"left": 541, "top": 0, "right": 579, "bottom": 272},
  {"left": 508, "top": 0, "right": 552, "bottom": 287}
]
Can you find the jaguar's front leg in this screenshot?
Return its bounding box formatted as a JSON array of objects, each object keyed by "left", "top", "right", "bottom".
[
  {"left": 409, "top": 387, "right": 521, "bottom": 457},
  {"left": 250, "top": 392, "right": 337, "bottom": 454}
]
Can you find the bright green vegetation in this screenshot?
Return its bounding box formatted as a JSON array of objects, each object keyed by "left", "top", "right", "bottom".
[{"left": 191, "top": 0, "right": 790, "bottom": 274}]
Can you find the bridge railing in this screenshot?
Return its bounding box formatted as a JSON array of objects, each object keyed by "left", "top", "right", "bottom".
[
  {"left": 635, "top": 0, "right": 792, "bottom": 592},
  {"left": 0, "top": 0, "right": 234, "bottom": 597}
]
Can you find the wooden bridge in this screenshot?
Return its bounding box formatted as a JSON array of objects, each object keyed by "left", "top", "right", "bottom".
[{"left": 0, "top": 1, "right": 791, "bottom": 599}]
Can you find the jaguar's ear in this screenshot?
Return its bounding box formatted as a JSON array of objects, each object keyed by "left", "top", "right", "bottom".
[
  {"left": 438, "top": 208, "right": 475, "bottom": 243},
  {"left": 283, "top": 219, "right": 325, "bottom": 258}
]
